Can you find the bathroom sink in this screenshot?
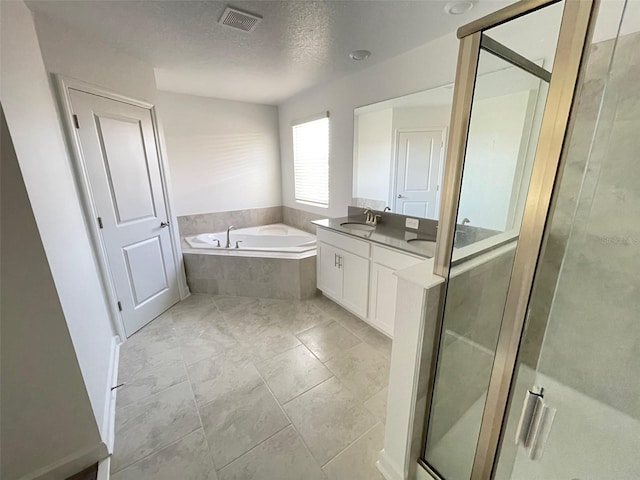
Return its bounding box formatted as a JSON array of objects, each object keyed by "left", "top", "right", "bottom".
[{"left": 340, "top": 222, "right": 376, "bottom": 232}]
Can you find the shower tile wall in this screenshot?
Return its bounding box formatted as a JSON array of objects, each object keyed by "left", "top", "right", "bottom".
[{"left": 525, "top": 31, "right": 640, "bottom": 420}]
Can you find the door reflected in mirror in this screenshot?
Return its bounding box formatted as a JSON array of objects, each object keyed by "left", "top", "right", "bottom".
[
  {"left": 353, "top": 41, "right": 552, "bottom": 233},
  {"left": 353, "top": 86, "right": 453, "bottom": 219}
]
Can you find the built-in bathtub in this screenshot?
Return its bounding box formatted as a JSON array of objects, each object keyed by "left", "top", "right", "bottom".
[{"left": 182, "top": 224, "right": 317, "bottom": 299}]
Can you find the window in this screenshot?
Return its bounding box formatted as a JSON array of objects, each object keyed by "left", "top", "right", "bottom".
[{"left": 292, "top": 113, "right": 329, "bottom": 207}]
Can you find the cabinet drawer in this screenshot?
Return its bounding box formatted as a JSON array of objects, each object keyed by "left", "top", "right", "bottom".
[
  {"left": 317, "top": 227, "right": 370, "bottom": 258},
  {"left": 372, "top": 245, "right": 424, "bottom": 270}
]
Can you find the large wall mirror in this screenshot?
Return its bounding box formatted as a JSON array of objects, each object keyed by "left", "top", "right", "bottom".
[
  {"left": 353, "top": 12, "right": 555, "bottom": 250},
  {"left": 353, "top": 87, "right": 453, "bottom": 220}
]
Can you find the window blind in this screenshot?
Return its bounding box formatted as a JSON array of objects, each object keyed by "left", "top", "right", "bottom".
[{"left": 292, "top": 115, "right": 329, "bottom": 207}]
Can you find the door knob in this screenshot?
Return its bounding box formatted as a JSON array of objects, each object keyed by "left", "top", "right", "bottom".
[
  {"left": 160, "top": 221, "right": 169, "bottom": 228},
  {"left": 397, "top": 194, "right": 404, "bottom": 198}
]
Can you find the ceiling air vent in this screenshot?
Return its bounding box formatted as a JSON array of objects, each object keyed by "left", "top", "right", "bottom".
[{"left": 219, "top": 7, "right": 262, "bottom": 32}]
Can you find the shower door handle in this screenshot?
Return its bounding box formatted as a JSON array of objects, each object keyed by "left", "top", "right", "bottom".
[{"left": 515, "top": 386, "right": 556, "bottom": 461}]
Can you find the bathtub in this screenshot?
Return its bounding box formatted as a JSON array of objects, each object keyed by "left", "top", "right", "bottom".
[
  {"left": 185, "top": 224, "right": 316, "bottom": 255},
  {"left": 182, "top": 223, "right": 317, "bottom": 299}
]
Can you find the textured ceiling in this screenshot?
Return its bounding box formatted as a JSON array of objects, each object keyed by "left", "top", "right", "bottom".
[{"left": 26, "top": 0, "right": 513, "bottom": 105}]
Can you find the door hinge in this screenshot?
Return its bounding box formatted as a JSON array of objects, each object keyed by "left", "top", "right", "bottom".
[
  {"left": 97, "top": 216, "right": 104, "bottom": 229},
  {"left": 117, "top": 301, "right": 123, "bottom": 312},
  {"left": 73, "top": 114, "right": 80, "bottom": 129}
]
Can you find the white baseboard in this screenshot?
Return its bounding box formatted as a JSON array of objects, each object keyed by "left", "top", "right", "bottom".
[
  {"left": 377, "top": 449, "right": 404, "bottom": 480},
  {"left": 102, "top": 335, "right": 121, "bottom": 454}
]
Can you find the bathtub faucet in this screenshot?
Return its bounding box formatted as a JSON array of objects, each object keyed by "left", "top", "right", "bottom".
[{"left": 226, "top": 226, "right": 236, "bottom": 248}]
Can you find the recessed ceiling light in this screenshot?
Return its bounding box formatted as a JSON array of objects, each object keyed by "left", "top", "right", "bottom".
[
  {"left": 349, "top": 50, "right": 371, "bottom": 61},
  {"left": 444, "top": 1, "right": 474, "bottom": 15}
]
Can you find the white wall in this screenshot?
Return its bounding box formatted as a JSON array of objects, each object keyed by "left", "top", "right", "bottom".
[
  {"left": 459, "top": 90, "right": 533, "bottom": 231},
  {"left": 392, "top": 105, "right": 451, "bottom": 131},
  {"left": 354, "top": 104, "right": 451, "bottom": 206},
  {"left": 157, "top": 91, "right": 282, "bottom": 216},
  {"left": 279, "top": 33, "right": 461, "bottom": 218},
  {"left": 0, "top": 2, "right": 112, "bottom": 477},
  {"left": 32, "top": 11, "right": 157, "bottom": 102},
  {"left": 354, "top": 108, "right": 393, "bottom": 202}
]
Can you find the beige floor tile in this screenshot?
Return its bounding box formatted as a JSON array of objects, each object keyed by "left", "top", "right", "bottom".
[
  {"left": 283, "top": 377, "right": 377, "bottom": 465},
  {"left": 325, "top": 343, "right": 390, "bottom": 401},
  {"left": 297, "top": 321, "right": 361, "bottom": 362},
  {"left": 364, "top": 387, "right": 389, "bottom": 424},
  {"left": 112, "top": 381, "right": 200, "bottom": 473},
  {"left": 200, "top": 381, "right": 290, "bottom": 468},
  {"left": 111, "top": 429, "right": 218, "bottom": 480},
  {"left": 312, "top": 296, "right": 369, "bottom": 335},
  {"left": 217, "top": 426, "right": 325, "bottom": 480},
  {"left": 187, "top": 346, "right": 259, "bottom": 407},
  {"left": 168, "top": 294, "right": 216, "bottom": 316},
  {"left": 356, "top": 325, "right": 393, "bottom": 359},
  {"left": 258, "top": 344, "right": 333, "bottom": 403},
  {"left": 239, "top": 323, "right": 301, "bottom": 361},
  {"left": 276, "top": 300, "right": 334, "bottom": 334},
  {"left": 323, "top": 423, "right": 385, "bottom": 480},
  {"left": 117, "top": 357, "right": 187, "bottom": 408}
]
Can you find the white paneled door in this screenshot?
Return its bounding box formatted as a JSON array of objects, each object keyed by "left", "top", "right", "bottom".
[
  {"left": 394, "top": 129, "right": 444, "bottom": 219},
  {"left": 69, "top": 89, "right": 179, "bottom": 336}
]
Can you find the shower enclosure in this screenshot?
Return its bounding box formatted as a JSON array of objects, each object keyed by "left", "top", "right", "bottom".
[{"left": 420, "top": 0, "right": 640, "bottom": 478}]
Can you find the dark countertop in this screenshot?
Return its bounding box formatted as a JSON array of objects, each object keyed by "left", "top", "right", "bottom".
[{"left": 312, "top": 217, "right": 436, "bottom": 259}]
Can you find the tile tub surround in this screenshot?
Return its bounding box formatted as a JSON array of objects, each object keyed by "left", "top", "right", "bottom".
[
  {"left": 111, "top": 293, "right": 391, "bottom": 480},
  {"left": 177, "top": 206, "right": 283, "bottom": 237},
  {"left": 282, "top": 206, "right": 326, "bottom": 234},
  {"left": 178, "top": 206, "right": 324, "bottom": 237},
  {"left": 183, "top": 252, "right": 317, "bottom": 300}
]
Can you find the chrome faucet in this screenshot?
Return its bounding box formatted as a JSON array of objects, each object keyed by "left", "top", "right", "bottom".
[
  {"left": 461, "top": 217, "right": 471, "bottom": 226},
  {"left": 384, "top": 206, "right": 391, "bottom": 212},
  {"left": 363, "top": 208, "right": 382, "bottom": 226},
  {"left": 226, "top": 226, "right": 235, "bottom": 248}
]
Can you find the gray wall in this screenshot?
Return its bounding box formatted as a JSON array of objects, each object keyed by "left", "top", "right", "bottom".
[{"left": 1, "top": 108, "right": 104, "bottom": 479}]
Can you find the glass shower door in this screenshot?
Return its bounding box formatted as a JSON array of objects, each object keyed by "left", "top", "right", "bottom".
[
  {"left": 494, "top": 1, "right": 640, "bottom": 477},
  {"left": 422, "top": 3, "right": 566, "bottom": 478}
]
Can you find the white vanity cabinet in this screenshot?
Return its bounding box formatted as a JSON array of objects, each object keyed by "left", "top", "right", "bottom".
[
  {"left": 316, "top": 226, "right": 426, "bottom": 336},
  {"left": 369, "top": 246, "right": 425, "bottom": 336},
  {"left": 317, "top": 228, "right": 370, "bottom": 318}
]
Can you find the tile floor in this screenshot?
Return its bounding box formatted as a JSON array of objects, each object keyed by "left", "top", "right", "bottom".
[{"left": 110, "top": 293, "right": 391, "bottom": 480}]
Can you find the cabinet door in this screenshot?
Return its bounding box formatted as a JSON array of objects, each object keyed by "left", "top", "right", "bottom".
[
  {"left": 318, "top": 242, "right": 343, "bottom": 300},
  {"left": 341, "top": 250, "right": 370, "bottom": 318},
  {"left": 369, "top": 263, "right": 399, "bottom": 336}
]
